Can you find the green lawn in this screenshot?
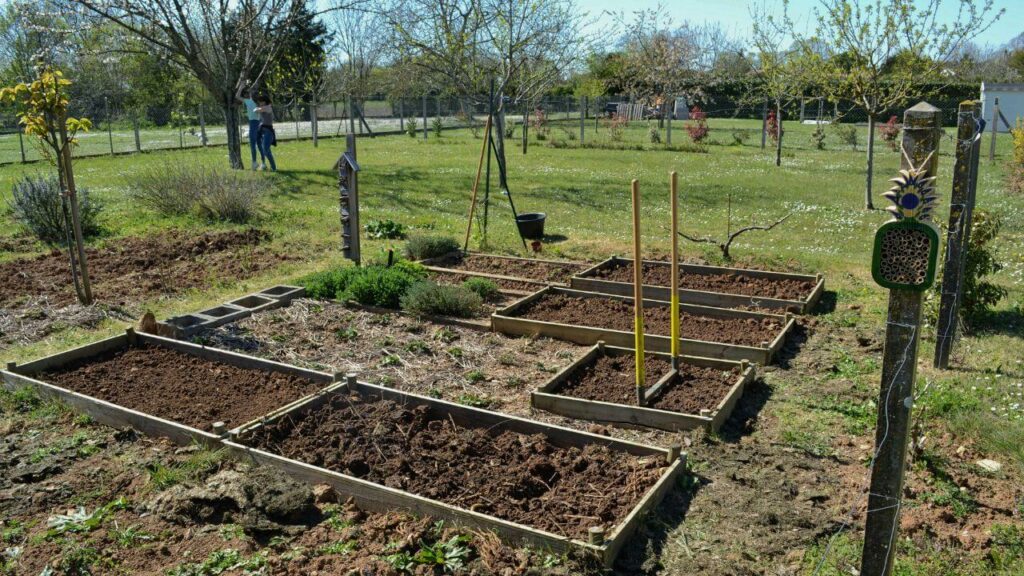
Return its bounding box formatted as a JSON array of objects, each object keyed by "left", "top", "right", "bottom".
[{"left": 1, "top": 117, "right": 1022, "bottom": 574}]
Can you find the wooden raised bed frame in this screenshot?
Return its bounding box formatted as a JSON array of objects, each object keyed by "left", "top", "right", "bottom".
[
  {"left": 1, "top": 330, "right": 338, "bottom": 448},
  {"left": 572, "top": 256, "right": 825, "bottom": 314},
  {"left": 533, "top": 343, "right": 755, "bottom": 432},
  {"left": 418, "top": 250, "right": 587, "bottom": 288},
  {"left": 492, "top": 286, "right": 795, "bottom": 365},
  {"left": 224, "top": 378, "right": 684, "bottom": 567}
]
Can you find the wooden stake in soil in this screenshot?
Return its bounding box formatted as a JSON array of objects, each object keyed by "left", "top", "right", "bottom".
[
  {"left": 934, "top": 101, "right": 982, "bottom": 369},
  {"left": 669, "top": 171, "right": 680, "bottom": 370},
  {"left": 631, "top": 179, "right": 646, "bottom": 406},
  {"left": 464, "top": 115, "right": 493, "bottom": 251},
  {"left": 861, "top": 102, "right": 942, "bottom": 576}
]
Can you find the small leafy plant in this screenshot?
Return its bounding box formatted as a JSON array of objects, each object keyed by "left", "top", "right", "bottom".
[
  {"left": 364, "top": 219, "right": 407, "bottom": 240},
  {"left": 400, "top": 281, "right": 483, "bottom": 318},
  {"left": 432, "top": 115, "right": 443, "bottom": 137},
  {"left": 404, "top": 234, "right": 459, "bottom": 260},
  {"left": 766, "top": 109, "right": 783, "bottom": 144},
  {"left": 810, "top": 123, "right": 827, "bottom": 150},
  {"left": 461, "top": 277, "right": 499, "bottom": 300},
  {"left": 405, "top": 118, "right": 418, "bottom": 138},
  {"left": 832, "top": 122, "right": 858, "bottom": 151},
  {"left": 648, "top": 125, "right": 661, "bottom": 144},
  {"left": 686, "top": 106, "right": 709, "bottom": 143},
  {"left": 878, "top": 115, "right": 900, "bottom": 151}
]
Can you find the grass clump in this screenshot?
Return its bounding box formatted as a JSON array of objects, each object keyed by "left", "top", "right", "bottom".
[
  {"left": 461, "top": 277, "right": 499, "bottom": 300},
  {"left": 400, "top": 281, "right": 482, "bottom": 318},
  {"left": 404, "top": 234, "right": 459, "bottom": 261},
  {"left": 128, "top": 161, "right": 268, "bottom": 223},
  {"left": 9, "top": 175, "right": 103, "bottom": 245}
]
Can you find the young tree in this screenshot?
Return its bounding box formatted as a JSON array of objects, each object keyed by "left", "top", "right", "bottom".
[
  {"left": 70, "top": 0, "right": 323, "bottom": 169},
  {"left": 2, "top": 68, "right": 94, "bottom": 304},
  {"left": 782, "top": 0, "right": 1002, "bottom": 209}
]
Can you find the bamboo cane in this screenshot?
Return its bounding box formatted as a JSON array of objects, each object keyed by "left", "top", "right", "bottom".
[
  {"left": 631, "top": 179, "right": 646, "bottom": 406},
  {"left": 670, "top": 171, "right": 680, "bottom": 370},
  {"left": 463, "top": 115, "right": 493, "bottom": 252}
]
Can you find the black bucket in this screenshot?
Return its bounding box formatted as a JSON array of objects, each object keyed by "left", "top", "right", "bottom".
[{"left": 516, "top": 212, "right": 546, "bottom": 239}]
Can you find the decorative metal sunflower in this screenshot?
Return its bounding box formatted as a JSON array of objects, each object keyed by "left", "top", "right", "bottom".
[{"left": 882, "top": 160, "right": 937, "bottom": 222}]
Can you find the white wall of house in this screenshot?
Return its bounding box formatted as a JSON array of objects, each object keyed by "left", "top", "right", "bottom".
[{"left": 981, "top": 83, "right": 1024, "bottom": 132}]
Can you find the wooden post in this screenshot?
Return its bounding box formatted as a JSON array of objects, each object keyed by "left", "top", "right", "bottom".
[
  {"left": 988, "top": 97, "right": 999, "bottom": 162},
  {"left": 105, "top": 98, "right": 114, "bottom": 155},
  {"left": 934, "top": 101, "right": 982, "bottom": 369},
  {"left": 464, "top": 116, "right": 493, "bottom": 251},
  {"left": 631, "top": 179, "right": 646, "bottom": 406},
  {"left": 422, "top": 95, "right": 428, "bottom": 140},
  {"left": 133, "top": 116, "right": 141, "bottom": 153},
  {"left": 59, "top": 120, "right": 94, "bottom": 304},
  {"left": 861, "top": 102, "right": 942, "bottom": 576},
  {"left": 670, "top": 171, "right": 680, "bottom": 369},
  {"left": 18, "top": 128, "right": 26, "bottom": 163}
]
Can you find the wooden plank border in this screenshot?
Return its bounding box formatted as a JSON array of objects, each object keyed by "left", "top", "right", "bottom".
[
  {"left": 532, "top": 344, "right": 754, "bottom": 432},
  {"left": 492, "top": 287, "right": 792, "bottom": 365},
  {"left": 417, "top": 250, "right": 589, "bottom": 288},
  {"left": 3, "top": 331, "right": 338, "bottom": 445},
  {"left": 227, "top": 378, "right": 685, "bottom": 566},
  {"left": 571, "top": 256, "right": 825, "bottom": 314}
]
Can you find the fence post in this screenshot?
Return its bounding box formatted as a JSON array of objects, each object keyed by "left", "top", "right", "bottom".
[
  {"left": 988, "top": 97, "right": 999, "bottom": 162},
  {"left": 133, "top": 115, "right": 141, "bottom": 153},
  {"left": 198, "top": 103, "right": 208, "bottom": 146},
  {"left": 861, "top": 101, "right": 942, "bottom": 576},
  {"left": 422, "top": 95, "right": 428, "bottom": 140},
  {"left": 666, "top": 96, "right": 672, "bottom": 145},
  {"left": 580, "top": 96, "right": 585, "bottom": 144},
  {"left": 934, "top": 100, "right": 982, "bottom": 369},
  {"left": 105, "top": 97, "right": 114, "bottom": 155},
  {"left": 312, "top": 97, "right": 319, "bottom": 147}
]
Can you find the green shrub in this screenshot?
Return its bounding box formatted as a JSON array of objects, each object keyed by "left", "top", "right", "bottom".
[
  {"left": 129, "top": 161, "right": 267, "bottom": 223},
  {"left": 401, "top": 281, "right": 483, "bottom": 318},
  {"left": 404, "top": 235, "right": 460, "bottom": 261},
  {"left": 648, "top": 126, "right": 661, "bottom": 144},
  {"left": 341, "top": 266, "right": 423, "bottom": 308},
  {"left": 432, "top": 116, "right": 443, "bottom": 137},
  {"left": 298, "top": 267, "right": 361, "bottom": 300},
  {"left": 364, "top": 219, "right": 407, "bottom": 240},
  {"left": 9, "top": 175, "right": 103, "bottom": 245},
  {"left": 928, "top": 209, "right": 1007, "bottom": 328},
  {"left": 832, "top": 122, "right": 858, "bottom": 151},
  {"left": 462, "top": 277, "right": 499, "bottom": 300},
  {"left": 406, "top": 118, "right": 418, "bottom": 138},
  {"left": 810, "top": 123, "right": 827, "bottom": 150}
]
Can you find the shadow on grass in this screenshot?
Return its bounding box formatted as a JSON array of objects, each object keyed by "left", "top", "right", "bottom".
[
  {"left": 811, "top": 290, "right": 838, "bottom": 315},
  {"left": 718, "top": 377, "right": 773, "bottom": 443},
  {"left": 612, "top": 473, "right": 701, "bottom": 575},
  {"left": 773, "top": 321, "right": 810, "bottom": 370},
  {"left": 965, "top": 308, "right": 1024, "bottom": 339}
]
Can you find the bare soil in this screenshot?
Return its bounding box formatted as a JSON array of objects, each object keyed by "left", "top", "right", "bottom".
[
  {"left": 592, "top": 260, "right": 815, "bottom": 300},
  {"left": 516, "top": 292, "right": 783, "bottom": 346},
  {"left": 558, "top": 353, "right": 738, "bottom": 414},
  {"left": 0, "top": 228, "right": 289, "bottom": 309},
  {"left": 427, "top": 269, "right": 541, "bottom": 293},
  {"left": 243, "top": 391, "right": 666, "bottom": 539},
  {"left": 430, "top": 253, "right": 586, "bottom": 284},
  {"left": 38, "top": 343, "right": 323, "bottom": 431}
]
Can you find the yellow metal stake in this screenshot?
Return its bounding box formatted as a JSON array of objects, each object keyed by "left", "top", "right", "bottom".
[
  {"left": 631, "top": 179, "right": 646, "bottom": 406},
  {"left": 670, "top": 171, "right": 680, "bottom": 370}
]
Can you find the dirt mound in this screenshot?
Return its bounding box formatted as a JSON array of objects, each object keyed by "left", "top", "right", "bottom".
[
  {"left": 593, "top": 261, "right": 815, "bottom": 300},
  {"left": 517, "top": 292, "right": 782, "bottom": 346},
  {"left": 38, "top": 343, "right": 323, "bottom": 431},
  {"left": 0, "top": 228, "right": 286, "bottom": 308},
  {"left": 244, "top": 392, "right": 666, "bottom": 539},
  {"left": 433, "top": 253, "right": 585, "bottom": 284}
]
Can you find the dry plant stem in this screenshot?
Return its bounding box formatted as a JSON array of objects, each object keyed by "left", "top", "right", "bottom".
[{"left": 678, "top": 212, "right": 793, "bottom": 260}]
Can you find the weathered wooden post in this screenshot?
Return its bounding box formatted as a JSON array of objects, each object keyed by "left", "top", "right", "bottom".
[
  {"left": 669, "top": 171, "right": 680, "bottom": 370},
  {"left": 631, "top": 179, "right": 646, "bottom": 406},
  {"left": 934, "top": 101, "right": 983, "bottom": 369},
  {"left": 988, "top": 97, "right": 999, "bottom": 162},
  {"left": 337, "top": 134, "right": 362, "bottom": 265},
  {"left": 861, "top": 102, "right": 942, "bottom": 576}
]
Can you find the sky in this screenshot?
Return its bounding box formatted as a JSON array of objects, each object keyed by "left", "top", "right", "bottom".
[{"left": 583, "top": 0, "right": 1023, "bottom": 50}]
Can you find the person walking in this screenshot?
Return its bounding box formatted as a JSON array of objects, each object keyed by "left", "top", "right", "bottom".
[
  {"left": 235, "top": 83, "right": 265, "bottom": 171},
  {"left": 254, "top": 95, "right": 277, "bottom": 172}
]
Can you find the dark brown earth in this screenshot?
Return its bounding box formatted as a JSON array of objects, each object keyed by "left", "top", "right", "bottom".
[
  {"left": 558, "top": 353, "right": 738, "bottom": 414},
  {"left": 428, "top": 269, "right": 541, "bottom": 293},
  {"left": 243, "top": 392, "right": 666, "bottom": 539},
  {"left": 38, "top": 343, "right": 323, "bottom": 430},
  {"left": 0, "top": 228, "right": 289, "bottom": 308},
  {"left": 592, "top": 261, "right": 815, "bottom": 300},
  {"left": 517, "top": 292, "right": 783, "bottom": 346},
  {"left": 431, "top": 253, "right": 586, "bottom": 284}
]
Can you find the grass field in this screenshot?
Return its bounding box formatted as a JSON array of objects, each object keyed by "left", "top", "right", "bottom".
[{"left": 1, "top": 116, "right": 1022, "bottom": 574}]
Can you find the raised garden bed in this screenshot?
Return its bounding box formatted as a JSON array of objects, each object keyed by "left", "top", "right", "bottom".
[
  {"left": 225, "top": 379, "right": 684, "bottom": 565},
  {"left": 533, "top": 343, "right": 754, "bottom": 432},
  {"left": 2, "top": 331, "right": 336, "bottom": 446},
  {"left": 427, "top": 269, "right": 539, "bottom": 294},
  {"left": 572, "top": 256, "right": 824, "bottom": 313},
  {"left": 492, "top": 287, "right": 794, "bottom": 364},
  {"left": 419, "top": 251, "right": 588, "bottom": 287}
]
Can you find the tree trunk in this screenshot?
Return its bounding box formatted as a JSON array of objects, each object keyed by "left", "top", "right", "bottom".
[
  {"left": 775, "top": 102, "right": 783, "bottom": 167},
  {"left": 494, "top": 102, "right": 510, "bottom": 192},
  {"left": 223, "top": 95, "right": 243, "bottom": 169},
  {"left": 58, "top": 122, "right": 93, "bottom": 305},
  {"left": 865, "top": 113, "right": 876, "bottom": 210}
]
